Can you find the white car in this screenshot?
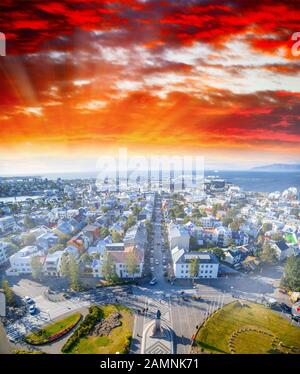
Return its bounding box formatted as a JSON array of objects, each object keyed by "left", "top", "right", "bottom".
[
  {"left": 155, "top": 259, "right": 159, "bottom": 265},
  {"left": 24, "top": 296, "right": 34, "bottom": 304},
  {"left": 149, "top": 278, "right": 157, "bottom": 285}
]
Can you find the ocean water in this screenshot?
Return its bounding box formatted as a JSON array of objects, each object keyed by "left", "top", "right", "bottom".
[
  {"left": 41, "top": 170, "right": 300, "bottom": 193},
  {"left": 207, "top": 170, "right": 300, "bottom": 193}
]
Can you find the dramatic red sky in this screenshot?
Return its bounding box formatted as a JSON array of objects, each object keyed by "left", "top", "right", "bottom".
[{"left": 0, "top": 0, "right": 300, "bottom": 174}]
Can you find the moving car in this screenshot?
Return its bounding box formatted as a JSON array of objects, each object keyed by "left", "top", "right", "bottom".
[{"left": 149, "top": 278, "right": 157, "bottom": 285}]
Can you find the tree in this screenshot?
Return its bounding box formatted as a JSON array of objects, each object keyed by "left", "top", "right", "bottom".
[
  {"left": 260, "top": 242, "right": 278, "bottom": 264},
  {"left": 68, "top": 254, "right": 80, "bottom": 291},
  {"left": 23, "top": 233, "right": 36, "bottom": 246},
  {"left": 99, "top": 226, "right": 109, "bottom": 238},
  {"left": 212, "top": 204, "right": 222, "bottom": 217},
  {"left": 31, "top": 256, "right": 43, "bottom": 280},
  {"left": 189, "top": 258, "right": 199, "bottom": 284},
  {"left": 2, "top": 280, "right": 16, "bottom": 306},
  {"left": 48, "top": 244, "right": 64, "bottom": 254},
  {"left": 124, "top": 214, "right": 136, "bottom": 231},
  {"left": 60, "top": 253, "right": 69, "bottom": 278},
  {"left": 208, "top": 247, "right": 225, "bottom": 261},
  {"left": 191, "top": 207, "right": 202, "bottom": 219},
  {"left": 183, "top": 216, "right": 190, "bottom": 224},
  {"left": 101, "top": 251, "right": 117, "bottom": 281},
  {"left": 189, "top": 236, "right": 200, "bottom": 251},
  {"left": 262, "top": 223, "right": 273, "bottom": 233},
  {"left": 281, "top": 256, "right": 300, "bottom": 291},
  {"left": 58, "top": 234, "right": 71, "bottom": 246},
  {"left": 112, "top": 230, "right": 122, "bottom": 243},
  {"left": 222, "top": 215, "right": 233, "bottom": 227},
  {"left": 126, "top": 250, "right": 139, "bottom": 279},
  {"left": 24, "top": 215, "right": 35, "bottom": 229}
]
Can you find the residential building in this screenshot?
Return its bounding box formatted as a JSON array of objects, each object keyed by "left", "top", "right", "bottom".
[
  {"left": 124, "top": 222, "right": 147, "bottom": 250},
  {"left": 6, "top": 246, "right": 42, "bottom": 276},
  {"left": 43, "top": 251, "right": 64, "bottom": 276},
  {"left": 171, "top": 247, "right": 219, "bottom": 279},
  {"left": 271, "top": 240, "right": 299, "bottom": 261},
  {"left": 92, "top": 244, "right": 144, "bottom": 279},
  {"left": 109, "top": 245, "right": 144, "bottom": 278},
  {"left": 67, "top": 232, "right": 89, "bottom": 254},
  {"left": 216, "top": 226, "right": 232, "bottom": 247},
  {"left": 82, "top": 224, "right": 100, "bottom": 244},
  {"left": 168, "top": 224, "right": 190, "bottom": 250},
  {"left": 36, "top": 232, "right": 59, "bottom": 251},
  {"left": 0, "top": 216, "right": 15, "bottom": 235},
  {"left": 0, "top": 241, "right": 9, "bottom": 266},
  {"left": 223, "top": 248, "right": 243, "bottom": 266}
]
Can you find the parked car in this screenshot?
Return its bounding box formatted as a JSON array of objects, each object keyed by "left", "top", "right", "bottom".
[
  {"left": 24, "top": 296, "right": 34, "bottom": 304},
  {"left": 149, "top": 278, "right": 157, "bottom": 285},
  {"left": 291, "top": 315, "right": 300, "bottom": 322},
  {"left": 155, "top": 259, "right": 159, "bottom": 265},
  {"left": 28, "top": 305, "right": 36, "bottom": 315},
  {"left": 280, "top": 303, "right": 292, "bottom": 313}
]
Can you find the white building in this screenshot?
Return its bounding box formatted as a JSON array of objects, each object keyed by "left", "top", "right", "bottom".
[
  {"left": 171, "top": 247, "right": 219, "bottom": 279},
  {"left": 91, "top": 245, "right": 144, "bottom": 279},
  {"left": 216, "top": 226, "right": 232, "bottom": 247},
  {"left": 0, "top": 216, "right": 15, "bottom": 235},
  {"left": 43, "top": 251, "right": 64, "bottom": 276},
  {"left": 6, "top": 246, "right": 42, "bottom": 276},
  {"left": 223, "top": 248, "right": 242, "bottom": 265},
  {"left": 168, "top": 224, "right": 190, "bottom": 250},
  {"left": 271, "top": 240, "right": 299, "bottom": 261},
  {"left": 92, "top": 258, "right": 103, "bottom": 278}
]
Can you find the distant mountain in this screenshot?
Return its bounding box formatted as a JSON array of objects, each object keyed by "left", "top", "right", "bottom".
[{"left": 252, "top": 163, "right": 300, "bottom": 172}]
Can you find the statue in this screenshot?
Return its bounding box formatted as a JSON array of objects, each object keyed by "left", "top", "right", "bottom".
[{"left": 152, "top": 309, "right": 162, "bottom": 337}]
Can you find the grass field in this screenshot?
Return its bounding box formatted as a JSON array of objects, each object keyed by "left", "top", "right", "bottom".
[
  {"left": 25, "top": 313, "right": 81, "bottom": 345},
  {"left": 68, "top": 305, "right": 133, "bottom": 354},
  {"left": 194, "top": 301, "right": 300, "bottom": 354}
]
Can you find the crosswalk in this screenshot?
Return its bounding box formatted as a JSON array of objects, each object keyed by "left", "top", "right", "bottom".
[
  {"left": 5, "top": 312, "right": 51, "bottom": 342},
  {"left": 144, "top": 296, "right": 172, "bottom": 326}
]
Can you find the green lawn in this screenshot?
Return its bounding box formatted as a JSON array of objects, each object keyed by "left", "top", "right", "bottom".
[
  {"left": 194, "top": 301, "right": 300, "bottom": 354},
  {"left": 25, "top": 313, "right": 81, "bottom": 345},
  {"left": 67, "top": 305, "right": 133, "bottom": 354}
]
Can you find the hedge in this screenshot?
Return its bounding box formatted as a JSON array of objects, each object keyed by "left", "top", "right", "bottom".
[
  {"left": 61, "top": 305, "right": 103, "bottom": 353},
  {"left": 25, "top": 313, "right": 82, "bottom": 345}
]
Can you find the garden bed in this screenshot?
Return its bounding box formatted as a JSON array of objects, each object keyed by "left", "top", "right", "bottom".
[{"left": 25, "top": 313, "right": 82, "bottom": 345}]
